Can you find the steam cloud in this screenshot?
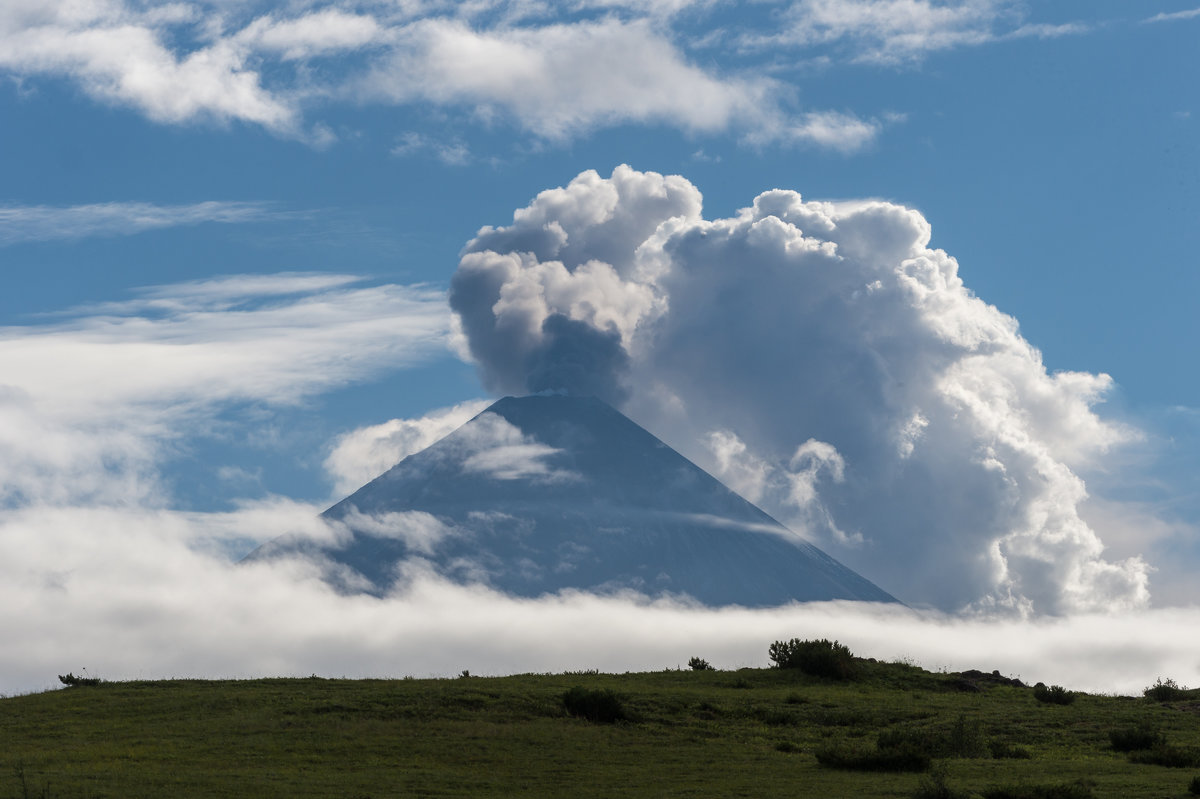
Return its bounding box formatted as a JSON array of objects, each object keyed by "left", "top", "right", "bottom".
[{"left": 450, "top": 165, "right": 1149, "bottom": 615}]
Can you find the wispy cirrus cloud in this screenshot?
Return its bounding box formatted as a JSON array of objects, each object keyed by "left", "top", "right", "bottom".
[
  {"left": 0, "top": 200, "right": 286, "bottom": 245},
  {"left": 0, "top": 273, "right": 450, "bottom": 506},
  {"left": 741, "top": 0, "right": 1089, "bottom": 65},
  {"left": 391, "top": 132, "right": 472, "bottom": 165},
  {"left": 1143, "top": 7, "right": 1200, "bottom": 23}
]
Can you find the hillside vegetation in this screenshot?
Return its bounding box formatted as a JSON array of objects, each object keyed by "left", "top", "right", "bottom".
[{"left": 4, "top": 644, "right": 1200, "bottom": 798}]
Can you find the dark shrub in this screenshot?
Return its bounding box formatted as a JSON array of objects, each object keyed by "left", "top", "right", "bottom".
[
  {"left": 1129, "top": 745, "right": 1200, "bottom": 768},
  {"left": 1109, "top": 723, "right": 1165, "bottom": 752},
  {"left": 943, "top": 715, "right": 989, "bottom": 758},
  {"left": 58, "top": 672, "right": 101, "bottom": 687},
  {"left": 980, "top": 782, "right": 1094, "bottom": 799},
  {"left": 1033, "top": 683, "right": 1075, "bottom": 705},
  {"left": 989, "top": 740, "right": 1033, "bottom": 759},
  {"left": 1188, "top": 775, "right": 1200, "bottom": 795},
  {"left": 759, "top": 708, "right": 800, "bottom": 727},
  {"left": 814, "top": 742, "right": 931, "bottom": 772},
  {"left": 768, "top": 638, "right": 856, "bottom": 680},
  {"left": 688, "top": 656, "right": 714, "bottom": 671},
  {"left": 562, "top": 686, "right": 627, "bottom": 724},
  {"left": 1145, "top": 677, "right": 1187, "bottom": 702},
  {"left": 912, "top": 764, "right": 971, "bottom": 799},
  {"left": 877, "top": 715, "right": 987, "bottom": 759}
]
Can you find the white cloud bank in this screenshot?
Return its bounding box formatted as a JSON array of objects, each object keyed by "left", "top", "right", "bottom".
[
  {"left": 450, "top": 165, "right": 1151, "bottom": 615},
  {"left": 1, "top": 0, "right": 1094, "bottom": 149},
  {"left": 3, "top": 507, "right": 1198, "bottom": 697}
]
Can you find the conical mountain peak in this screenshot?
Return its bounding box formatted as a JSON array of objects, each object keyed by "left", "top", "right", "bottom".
[{"left": 251, "top": 395, "right": 898, "bottom": 607}]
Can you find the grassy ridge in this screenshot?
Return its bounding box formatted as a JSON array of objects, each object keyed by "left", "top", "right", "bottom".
[{"left": 3, "top": 659, "right": 1200, "bottom": 798}]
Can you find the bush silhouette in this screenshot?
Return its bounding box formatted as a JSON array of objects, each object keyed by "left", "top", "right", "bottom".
[
  {"left": 912, "top": 763, "right": 971, "bottom": 799},
  {"left": 562, "top": 686, "right": 627, "bottom": 723},
  {"left": 814, "top": 741, "right": 931, "bottom": 772},
  {"left": 1109, "top": 723, "right": 1165, "bottom": 752},
  {"left": 688, "top": 656, "right": 714, "bottom": 671},
  {"left": 1033, "top": 683, "right": 1075, "bottom": 705},
  {"left": 768, "top": 638, "right": 856, "bottom": 680},
  {"left": 874, "top": 715, "right": 988, "bottom": 761},
  {"left": 1145, "top": 677, "right": 1188, "bottom": 701},
  {"left": 1129, "top": 745, "right": 1200, "bottom": 768},
  {"left": 58, "top": 672, "right": 101, "bottom": 687}
]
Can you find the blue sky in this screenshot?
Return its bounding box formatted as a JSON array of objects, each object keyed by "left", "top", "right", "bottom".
[{"left": 1, "top": 0, "right": 1198, "bottom": 693}]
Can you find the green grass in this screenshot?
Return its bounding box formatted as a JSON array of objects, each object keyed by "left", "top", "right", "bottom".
[{"left": 3, "top": 659, "right": 1200, "bottom": 798}]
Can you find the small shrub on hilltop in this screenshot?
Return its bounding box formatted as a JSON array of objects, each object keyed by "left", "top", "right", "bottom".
[
  {"left": 58, "top": 672, "right": 101, "bottom": 687},
  {"left": 1033, "top": 683, "right": 1075, "bottom": 705},
  {"left": 768, "top": 638, "right": 857, "bottom": 680},
  {"left": 562, "top": 686, "right": 627, "bottom": 724},
  {"left": 1145, "top": 677, "right": 1188, "bottom": 702},
  {"left": 688, "top": 656, "right": 715, "bottom": 671}
]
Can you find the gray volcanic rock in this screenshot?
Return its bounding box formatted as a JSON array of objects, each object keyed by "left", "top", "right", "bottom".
[{"left": 250, "top": 395, "right": 898, "bottom": 606}]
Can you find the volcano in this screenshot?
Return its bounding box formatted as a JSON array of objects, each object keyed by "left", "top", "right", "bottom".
[{"left": 250, "top": 395, "right": 898, "bottom": 606}]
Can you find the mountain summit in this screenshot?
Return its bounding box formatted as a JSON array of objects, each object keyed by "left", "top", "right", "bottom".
[{"left": 251, "top": 395, "right": 898, "bottom": 606}]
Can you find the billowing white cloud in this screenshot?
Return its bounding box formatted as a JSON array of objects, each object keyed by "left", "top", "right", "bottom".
[
  {"left": 0, "top": 201, "right": 284, "bottom": 245},
  {"left": 450, "top": 165, "right": 1149, "bottom": 615}
]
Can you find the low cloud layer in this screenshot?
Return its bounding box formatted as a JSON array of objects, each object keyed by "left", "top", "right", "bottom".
[
  {"left": 451, "top": 165, "right": 1149, "bottom": 615},
  {"left": 2, "top": 504, "right": 1197, "bottom": 697}
]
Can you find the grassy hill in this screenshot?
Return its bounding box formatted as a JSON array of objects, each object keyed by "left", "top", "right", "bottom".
[{"left": 3, "top": 647, "right": 1200, "bottom": 798}]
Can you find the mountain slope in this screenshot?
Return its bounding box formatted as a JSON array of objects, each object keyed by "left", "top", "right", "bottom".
[{"left": 251, "top": 395, "right": 898, "bottom": 606}]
